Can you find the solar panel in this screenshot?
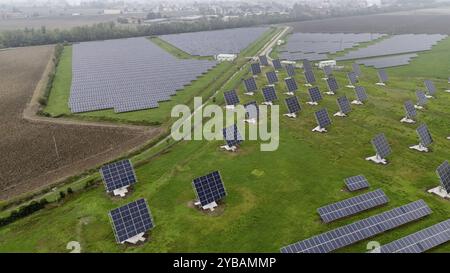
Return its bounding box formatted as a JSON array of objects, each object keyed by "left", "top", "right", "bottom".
[
  {"left": 262, "top": 86, "right": 277, "bottom": 103},
  {"left": 272, "top": 59, "right": 282, "bottom": 70},
  {"left": 378, "top": 69, "right": 388, "bottom": 83},
  {"left": 244, "top": 77, "right": 258, "bottom": 93},
  {"left": 317, "top": 189, "right": 389, "bottom": 223},
  {"left": 224, "top": 90, "right": 240, "bottom": 106},
  {"left": 266, "top": 71, "right": 278, "bottom": 84},
  {"left": 285, "top": 96, "right": 301, "bottom": 114},
  {"left": 345, "top": 175, "right": 370, "bottom": 192},
  {"left": 315, "top": 108, "right": 331, "bottom": 128},
  {"left": 337, "top": 96, "right": 351, "bottom": 114},
  {"left": 424, "top": 80, "right": 436, "bottom": 96},
  {"left": 372, "top": 133, "right": 391, "bottom": 158},
  {"left": 436, "top": 161, "right": 450, "bottom": 193},
  {"left": 222, "top": 124, "right": 243, "bottom": 147},
  {"left": 323, "top": 65, "right": 333, "bottom": 76},
  {"left": 352, "top": 63, "right": 361, "bottom": 77},
  {"left": 347, "top": 71, "right": 358, "bottom": 85},
  {"left": 109, "top": 198, "right": 154, "bottom": 243},
  {"left": 285, "top": 78, "right": 298, "bottom": 92},
  {"left": 303, "top": 59, "right": 312, "bottom": 71},
  {"left": 326, "top": 77, "right": 339, "bottom": 93},
  {"left": 376, "top": 219, "right": 450, "bottom": 253},
  {"left": 244, "top": 101, "right": 259, "bottom": 120},
  {"left": 250, "top": 63, "right": 261, "bottom": 75},
  {"left": 417, "top": 124, "right": 433, "bottom": 147},
  {"left": 304, "top": 70, "right": 316, "bottom": 85},
  {"left": 259, "top": 55, "right": 269, "bottom": 66},
  {"left": 192, "top": 171, "right": 227, "bottom": 207},
  {"left": 280, "top": 200, "right": 432, "bottom": 253},
  {"left": 100, "top": 159, "right": 137, "bottom": 193},
  {"left": 404, "top": 100, "right": 417, "bottom": 119},
  {"left": 309, "top": 87, "right": 322, "bottom": 102},
  {"left": 355, "top": 86, "right": 368, "bottom": 102},
  {"left": 285, "top": 64, "right": 296, "bottom": 77},
  {"left": 416, "top": 91, "right": 428, "bottom": 106}
]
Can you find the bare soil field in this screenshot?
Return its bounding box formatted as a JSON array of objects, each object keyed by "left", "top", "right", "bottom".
[
  {"left": 0, "top": 45, "right": 158, "bottom": 200},
  {"left": 288, "top": 13, "right": 450, "bottom": 34}
]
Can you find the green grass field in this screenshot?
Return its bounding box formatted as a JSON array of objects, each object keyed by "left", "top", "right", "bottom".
[{"left": 2, "top": 32, "right": 450, "bottom": 252}]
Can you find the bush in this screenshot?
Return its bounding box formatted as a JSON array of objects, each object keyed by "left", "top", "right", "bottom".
[
  {"left": 59, "top": 191, "right": 66, "bottom": 200},
  {"left": 0, "top": 199, "right": 48, "bottom": 227},
  {"left": 67, "top": 187, "right": 74, "bottom": 195},
  {"left": 38, "top": 97, "right": 47, "bottom": 106}
]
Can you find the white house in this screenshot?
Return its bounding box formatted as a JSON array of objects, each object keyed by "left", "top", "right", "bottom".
[
  {"left": 215, "top": 54, "right": 237, "bottom": 62},
  {"left": 318, "top": 60, "right": 337, "bottom": 69}
]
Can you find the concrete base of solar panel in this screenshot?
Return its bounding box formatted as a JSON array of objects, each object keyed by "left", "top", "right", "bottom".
[
  {"left": 324, "top": 91, "right": 335, "bottom": 96},
  {"left": 351, "top": 100, "right": 364, "bottom": 105},
  {"left": 428, "top": 186, "right": 450, "bottom": 199},
  {"left": 409, "top": 144, "right": 429, "bottom": 153},
  {"left": 346, "top": 85, "right": 355, "bottom": 89},
  {"left": 333, "top": 111, "right": 347, "bottom": 118},
  {"left": 262, "top": 102, "right": 273, "bottom": 106},
  {"left": 112, "top": 187, "right": 129, "bottom": 197},
  {"left": 365, "top": 155, "right": 388, "bottom": 165},
  {"left": 121, "top": 232, "right": 146, "bottom": 244},
  {"left": 376, "top": 82, "right": 386, "bottom": 86},
  {"left": 195, "top": 201, "right": 218, "bottom": 211},
  {"left": 284, "top": 92, "right": 295, "bottom": 96},
  {"left": 244, "top": 118, "right": 257, "bottom": 124},
  {"left": 447, "top": 136, "right": 450, "bottom": 140},
  {"left": 445, "top": 90, "right": 450, "bottom": 93},
  {"left": 400, "top": 117, "right": 416, "bottom": 124},
  {"left": 414, "top": 105, "right": 424, "bottom": 110},
  {"left": 220, "top": 145, "right": 237, "bottom": 152},
  {"left": 307, "top": 101, "right": 318, "bottom": 106},
  {"left": 244, "top": 92, "right": 255, "bottom": 96},
  {"left": 312, "top": 126, "right": 327, "bottom": 133},
  {"left": 304, "top": 84, "right": 313, "bottom": 87},
  {"left": 284, "top": 113, "right": 297, "bottom": 118}
]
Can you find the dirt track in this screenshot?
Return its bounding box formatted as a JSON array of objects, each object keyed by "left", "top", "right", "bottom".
[{"left": 0, "top": 46, "right": 160, "bottom": 200}]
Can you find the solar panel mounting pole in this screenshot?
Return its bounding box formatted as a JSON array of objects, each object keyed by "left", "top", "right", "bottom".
[
  {"left": 351, "top": 100, "right": 363, "bottom": 105},
  {"left": 400, "top": 116, "right": 415, "bottom": 124},
  {"left": 409, "top": 143, "right": 429, "bottom": 153},
  {"left": 312, "top": 126, "right": 327, "bottom": 133},
  {"left": 365, "top": 154, "right": 387, "bottom": 165},
  {"left": 334, "top": 111, "right": 346, "bottom": 117}
]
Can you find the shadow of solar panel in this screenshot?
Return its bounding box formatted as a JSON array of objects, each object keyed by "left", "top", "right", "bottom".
[
  {"left": 285, "top": 96, "right": 301, "bottom": 114},
  {"left": 244, "top": 101, "right": 259, "bottom": 120},
  {"left": 417, "top": 124, "right": 433, "bottom": 147},
  {"left": 404, "top": 100, "right": 417, "bottom": 119},
  {"left": 109, "top": 199, "right": 154, "bottom": 243},
  {"left": 337, "top": 96, "right": 351, "bottom": 114},
  {"left": 355, "top": 86, "right": 368, "bottom": 102},
  {"left": 424, "top": 80, "right": 436, "bottom": 96},
  {"left": 315, "top": 108, "right": 331, "bottom": 128},
  {"left": 345, "top": 175, "right": 370, "bottom": 191},
  {"left": 224, "top": 90, "right": 240, "bottom": 106},
  {"left": 251, "top": 63, "right": 261, "bottom": 75},
  {"left": 303, "top": 59, "right": 312, "bottom": 71},
  {"left": 416, "top": 91, "right": 428, "bottom": 106},
  {"left": 323, "top": 65, "right": 333, "bottom": 76},
  {"left": 222, "top": 124, "right": 243, "bottom": 147},
  {"left": 436, "top": 161, "right": 450, "bottom": 193},
  {"left": 244, "top": 77, "right": 258, "bottom": 93},
  {"left": 100, "top": 159, "right": 137, "bottom": 193},
  {"left": 378, "top": 219, "right": 450, "bottom": 253},
  {"left": 192, "top": 171, "right": 227, "bottom": 206},
  {"left": 378, "top": 69, "right": 388, "bottom": 83},
  {"left": 372, "top": 133, "right": 391, "bottom": 158},
  {"left": 259, "top": 55, "right": 269, "bottom": 66},
  {"left": 304, "top": 70, "right": 316, "bottom": 84},
  {"left": 309, "top": 87, "right": 322, "bottom": 102},
  {"left": 317, "top": 189, "right": 389, "bottom": 223},
  {"left": 280, "top": 200, "right": 432, "bottom": 253},
  {"left": 285, "top": 64, "right": 296, "bottom": 77},
  {"left": 285, "top": 78, "right": 298, "bottom": 92},
  {"left": 272, "top": 59, "right": 283, "bottom": 70},
  {"left": 262, "top": 86, "right": 277, "bottom": 103},
  {"left": 326, "top": 77, "right": 339, "bottom": 92},
  {"left": 266, "top": 71, "right": 278, "bottom": 84}
]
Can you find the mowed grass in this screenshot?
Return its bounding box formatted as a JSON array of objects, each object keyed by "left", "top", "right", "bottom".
[{"left": 2, "top": 38, "right": 450, "bottom": 252}]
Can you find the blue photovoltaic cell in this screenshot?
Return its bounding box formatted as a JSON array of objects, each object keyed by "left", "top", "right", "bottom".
[
  {"left": 304, "top": 70, "right": 316, "bottom": 85},
  {"left": 355, "top": 86, "right": 368, "bottom": 102},
  {"left": 416, "top": 91, "right": 428, "bottom": 106},
  {"left": 101, "top": 159, "right": 137, "bottom": 192},
  {"left": 109, "top": 198, "right": 154, "bottom": 243},
  {"left": 424, "top": 80, "right": 436, "bottom": 96},
  {"left": 315, "top": 108, "right": 331, "bottom": 128},
  {"left": 259, "top": 55, "right": 269, "bottom": 66},
  {"left": 345, "top": 175, "right": 370, "bottom": 191},
  {"left": 266, "top": 71, "right": 278, "bottom": 84},
  {"left": 192, "top": 171, "right": 227, "bottom": 206},
  {"left": 309, "top": 87, "right": 322, "bottom": 103},
  {"left": 244, "top": 77, "right": 258, "bottom": 93},
  {"left": 222, "top": 124, "right": 243, "bottom": 147},
  {"left": 436, "top": 161, "right": 450, "bottom": 193},
  {"left": 285, "top": 96, "right": 301, "bottom": 114},
  {"left": 337, "top": 96, "right": 351, "bottom": 114},
  {"left": 285, "top": 78, "right": 298, "bottom": 92},
  {"left": 262, "top": 86, "right": 278, "bottom": 103},
  {"left": 416, "top": 124, "right": 433, "bottom": 147},
  {"left": 272, "top": 59, "right": 283, "bottom": 70},
  {"left": 285, "top": 64, "right": 296, "bottom": 77},
  {"left": 378, "top": 69, "right": 388, "bottom": 83},
  {"left": 372, "top": 133, "right": 391, "bottom": 158},
  {"left": 224, "top": 90, "right": 240, "bottom": 106},
  {"left": 251, "top": 63, "right": 261, "bottom": 75},
  {"left": 327, "top": 77, "right": 339, "bottom": 92}
]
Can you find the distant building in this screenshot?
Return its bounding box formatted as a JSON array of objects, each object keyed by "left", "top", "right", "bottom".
[
  {"left": 104, "top": 9, "right": 122, "bottom": 15},
  {"left": 318, "top": 60, "right": 337, "bottom": 68},
  {"left": 215, "top": 54, "right": 237, "bottom": 62}
]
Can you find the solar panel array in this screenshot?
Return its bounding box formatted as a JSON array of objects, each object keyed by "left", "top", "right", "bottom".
[
  {"left": 224, "top": 90, "right": 240, "bottom": 106},
  {"left": 317, "top": 189, "right": 389, "bottom": 223},
  {"left": 159, "top": 27, "right": 269, "bottom": 56},
  {"left": 372, "top": 133, "right": 391, "bottom": 158},
  {"left": 285, "top": 64, "right": 296, "bottom": 77},
  {"left": 262, "top": 86, "right": 277, "bottom": 103},
  {"left": 378, "top": 69, "right": 388, "bottom": 83},
  {"left": 266, "top": 71, "right": 278, "bottom": 84},
  {"left": 192, "top": 171, "right": 227, "bottom": 206},
  {"left": 345, "top": 175, "right": 370, "bottom": 192},
  {"left": 244, "top": 101, "right": 259, "bottom": 120},
  {"left": 285, "top": 96, "right": 301, "bottom": 114},
  {"left": 315, "top": 108, "right": 331, "bottom": 128},
  {"left": 109, "top": 198, "right": 154, "bottom": 243},
  {"left": 416, "top": 91, "right": 428, "bottom": 106},
  {"left": 355, "top": 86, "right": 368, "bottom": 102},
  {"left": 69, "top": 37, "right": 216, "bottom": 113},
  {"left": 222, "top": 124, "right": 243, "bottom": 147},
  {"left": 250, "top": 63, "right": 261, "bottom": 75},
  {"left": 417, "top": 124, "right": 433, "bottom": 147},
  {"left": 244, "top": 77, "right": 258, "bottom": 93},
  {"left": 355, "top": 53, "right": 418, "bottom": 69},
  {"left": 326, "top": 77, "right": 339, "bottom": 92},
  {"left": 337, "top": 34, "right": 447, "bottom": 61},
  {"left": 377, "top": 219, "right": 450, "bottom": 253},
  {"left": 272, "top": 59, "right": 282, "bottom": 70},
  {"left": 337, "top": 96, "right": 351, "bottom": 114},
  {"left": 259, "top": 55, "right": 269, "bottom": 66},
  {"left": 280, "top": 200, "right": 432, "bottom": 253},
  {"left": 436, "top": 161, "right": 450, "bottom": 193},
  {"left": 285, "top": 78, "right": 298, "bottom": 92},
  {"left": 424, "top": 80, "right": 436, "bottom": 96},
  {"left": 280, "top": 33, "right": 385, "bottom": 61},
  {"left": 309, "top": 87, "right": 322, "bottom": 103},
  {"left": 100, "top": 159, "right": 137, "bottom": 193},
  {"left": 404, "top": 100, "right": 417, "bottom": 119},
  {"left": 304, "top": 70, "right": 316, "bottom": 85}
]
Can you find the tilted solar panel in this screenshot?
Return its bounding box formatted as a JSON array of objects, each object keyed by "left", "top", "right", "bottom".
[
  {"left": 285, "top": 96, "right": 301, "bottom": 114},
  {"left": 285, "top": 64, "right": 296, "bottom": 77},
  {"left": 272, "top": 59, "right": 283, "bottom": 70},
  {"left": 378, "top": 69, "right": 388, "bottom": 83},
  {"left": 345, "top": 175, "right": 370, "bottom": 192},
  {"left": 404, "top": 100, "right": 417, "bottom": 119},
  {"left": 436, "top": 161, "right": 450, "bottom": 193},
  {"left": 192, "top": 171, "right": 227, "bottom": 207},
  {"left": 416, "top": 124, "right": 433, "bottom": 147},
  {"left": 244, "top": 101, "right": 259, "bottom": 120},
  {"left": 224, "top": 90, "right": 240, "bottom": 106},
  {"left": 100, "top": 159, "right": 137, "bottom": 193},
  {"left": 327, "top": 77, "right": 339, "bottom": 92},
  {"left": 304, "top": 70, "right": 316, "bottom": 85},
  {"left": 251, "top": 63, "right": 261, "bottom": 75},
  {"left": 309, "top": 87, "right": 322, "bottom": 102},
  {"left": 352, "top": 63, "right": 361, "bottom": 77},
  {"left": 315, "top": 108, "right": 331, "bottom": 128},
  {"left": 355, "top": 86, "right": 368, "bottom": 102},
  {"left": 285, "top": 78, "right": 298, "bottom": 92},
  {"left": 416, "top": 91, "right": 428, "bottom": 106},
  {"left": 372, "top": 133, "right": 391, "bottom": 158},
  {"left": 348, "top": 71, "right": 358, "bottom": 85},
  {"left": 323, "top": 65, "right": 333, "bottom": 76},
  {"left": 266, "top": 71, "right": 279, "bottom": 84},
  {"left": 259, "top": 55, "right": 269, "bottom": 66},
  {"left": 337, "top": 96, "right": 351, "bottom": 114},
  {"left": 303, "top": 59, "right": 312, "bottom": 71},
  {"left": 424, "top": 80, "right": 436, "bottom": 96},
  {"left": 262, "top": 86, "right": 278, "bottom": 103},
  {"left": 222, "top": 124, "right": 243, "bottom": 147},
  {"left": 244, "top": 77, "right": 258, "bottom": 93}
]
